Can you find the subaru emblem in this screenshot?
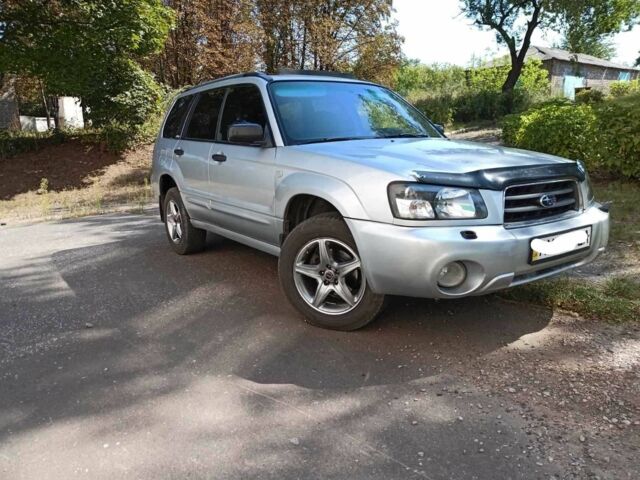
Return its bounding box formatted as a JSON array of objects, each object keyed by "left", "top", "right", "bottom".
[{"left": 539, "top": 194, "right": 557, "bottom": 208}]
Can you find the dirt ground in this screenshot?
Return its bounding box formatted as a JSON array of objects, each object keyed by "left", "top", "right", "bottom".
[{"left": 0, "top": 142, "right": 154, "bottom": 224}]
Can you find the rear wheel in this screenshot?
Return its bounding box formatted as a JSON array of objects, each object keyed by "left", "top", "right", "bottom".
[
  {"left": 163, "top": 187, "right": 206, "bottom": 255},
  {"left": 279, "top": 213, "right": 385, "bottom": 330}
]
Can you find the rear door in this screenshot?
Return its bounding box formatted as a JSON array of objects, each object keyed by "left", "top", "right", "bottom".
[
  {"left": 157, "top": 94, "right": 193, "bottom": 174},
  {"left": 208, "top": 84, "right": 278, "bottom": 245},
  {"left": 175, "top": 88, "right": 225, "bottom": 217}
]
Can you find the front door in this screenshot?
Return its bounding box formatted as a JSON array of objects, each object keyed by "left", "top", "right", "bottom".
[
  {"left": 563, "top": 75, "right": 585, "bottom": 100},
  {"left": 208, "top": 84, "right": 278, "bottom": 245}
]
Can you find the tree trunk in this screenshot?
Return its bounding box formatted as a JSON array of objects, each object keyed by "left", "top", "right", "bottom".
[
  {"left": 500, "top": 3, "right": 542, "bottom": 110},
  {"left": 0, "top": 74, "right": 21, "bottom": 131},
  {"left": 40, "top": 82, "right": 53, "bottom": 130}
]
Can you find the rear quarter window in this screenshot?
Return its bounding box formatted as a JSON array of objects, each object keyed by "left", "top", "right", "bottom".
[{"left": 163, "top": 95, "right": 193, "bottom": 139}]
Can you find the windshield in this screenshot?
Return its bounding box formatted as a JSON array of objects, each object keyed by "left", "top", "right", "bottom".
[{"left": 269, "top": 81, "right": 441, "bottom": 145}]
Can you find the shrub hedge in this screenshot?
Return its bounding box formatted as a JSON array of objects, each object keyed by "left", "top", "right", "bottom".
[
  {"left": 0, "top": 130, "right": 67, "bottom": 159},
  {"left": 399, "top": 60, "right": 551, "bottom": 126},
  {"left": 595, "top": 93, "right": 640, "bottom": 178},
  {"left": 502, "top": 93, "right": 640, "bottom": 179},
  {"left": 609, "top": 80, "right": 640, "bottom": 98}
]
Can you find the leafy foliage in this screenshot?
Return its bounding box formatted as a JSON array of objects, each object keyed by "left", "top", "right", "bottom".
[
  {"left": 460, "top": 0, "right": 640, "bottom": 98},
  {"left": 251, "top": 0, "right": 402, "bottom": 85},
  {"left": 151, "top": 0, "right": 256, "bottom": 88},
  {"left": 575, "top": 89, "right": 605, "bottom": 104},
  {"left": 502, "top": 102, "right": 597, "bottom": 163},
  {"left": 503, "top": 93, "right": 640, "bottom": 179},
  {"left": 0, "top": 130, "right": 66, "bottom": 159},
  {"left": 399, "top": 59, "right": 550, "bottom": 125},
  {"left": 413, "top": 96, "right": 456, "bottom": 126},
  {"left": 595, "top": 93, "right": 640, "bottom": 179},
  {"left": 558, "top": 0, "right": 640, "bottom": 60},
  {"left": 609, "top": 79, "right": 640, "bottom": 98},
  {"left": 0, "top": 0, "right": 174, "bottom": 128}
]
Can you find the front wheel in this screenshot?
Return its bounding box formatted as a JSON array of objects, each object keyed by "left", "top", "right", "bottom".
[{"left": 278, "top": 214, "right": 385, "bottom": 331}]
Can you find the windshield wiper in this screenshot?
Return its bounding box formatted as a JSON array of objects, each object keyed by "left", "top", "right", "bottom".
[
  {"left": 295, "top": 136, "right": 373, "bottom": 145},
  {"left": 379, "top": 133, "right": 431, "bottom": 139}
]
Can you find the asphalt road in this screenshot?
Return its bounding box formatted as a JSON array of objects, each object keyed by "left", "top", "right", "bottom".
[{"left": 0, "top": 212, "right": 563, "bottom": 479}]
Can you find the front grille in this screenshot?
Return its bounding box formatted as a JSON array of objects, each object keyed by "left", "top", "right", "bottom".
[{"left": 504, "top": 180, "right": 579, "bottom": 225}]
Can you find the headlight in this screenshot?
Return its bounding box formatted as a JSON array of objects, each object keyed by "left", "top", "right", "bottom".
[{"left": 388, "top": 183, "right": 488, "bottom": 220}]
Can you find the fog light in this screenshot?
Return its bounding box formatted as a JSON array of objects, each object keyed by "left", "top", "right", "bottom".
[{"left": 437, "top": 262, "right": 467, "bottom": 288}]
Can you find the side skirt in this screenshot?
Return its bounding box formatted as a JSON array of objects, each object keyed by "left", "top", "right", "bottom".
[{"left": 190, "top": 219, "right": 281, "bottom": 257}]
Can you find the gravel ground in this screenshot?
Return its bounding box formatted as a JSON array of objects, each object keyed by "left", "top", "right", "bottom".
[{"left": 1, "top": 213, "right": 638, "bottom": 479}]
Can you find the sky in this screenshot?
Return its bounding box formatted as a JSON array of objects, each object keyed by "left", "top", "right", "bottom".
[{"left": 393, "top": 0, "right": 640, "bottom": 67}]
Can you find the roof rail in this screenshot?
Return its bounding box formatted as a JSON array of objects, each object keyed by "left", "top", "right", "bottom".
[
  {"left": 276, "top": 69, "right": 356, "bottom": 79},
  {"left": 185, "top": 72, "right": 272, "bottom": 92}
]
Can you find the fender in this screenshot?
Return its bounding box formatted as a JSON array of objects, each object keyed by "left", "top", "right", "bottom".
[
  {"left": 155, "top": 156, "right": 209, "bottom": 218},
  {"left": 275, "top": 171, "right": 370, "bottom": 220}
]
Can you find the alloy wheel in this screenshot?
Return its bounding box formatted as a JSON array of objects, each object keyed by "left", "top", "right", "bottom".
[
  {"left": 166, "top": 199, "right": 183, "bottom": 243},
  {"left": 293, "top": 238, "right": 366, "bottom": 315}
]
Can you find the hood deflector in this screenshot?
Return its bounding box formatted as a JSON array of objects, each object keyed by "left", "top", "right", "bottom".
[{"left": 414, "top": 162, "right": 585, "bottom": 190}]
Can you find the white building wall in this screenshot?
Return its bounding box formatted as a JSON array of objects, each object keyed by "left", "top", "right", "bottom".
[
  {"left": 19, "top": 116, "right": 52, "bottom": 132},
  {"left": 57, "top": 97, "right": 84, "bottom": 129}
]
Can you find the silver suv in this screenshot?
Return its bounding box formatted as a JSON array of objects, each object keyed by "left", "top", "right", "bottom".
[{"left": 151, "top": 72, "right": 609, "bottom": 330}]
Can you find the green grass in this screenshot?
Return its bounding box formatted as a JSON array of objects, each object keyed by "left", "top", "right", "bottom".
[
  {"left": 593, "top": 179, "right": 640, "bottom": 248},
  {"left": 503, "top": 276, "right": 640, "bottom": 323},
  {"left": 502, "top": 180, "right": 640, "bottom": 323}
]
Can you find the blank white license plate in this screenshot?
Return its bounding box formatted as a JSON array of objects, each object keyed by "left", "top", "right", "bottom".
[{"left": 529, "top": 226, "right": 592, "bottom": 264}]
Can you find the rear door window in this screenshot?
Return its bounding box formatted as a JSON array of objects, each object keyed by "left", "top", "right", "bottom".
[
  {"left": 163, "top": 95, "right": 193, "bottom": 139},
  {"left": 184, "top": 89, "right": 225, "bottom": 141},
  {"left": 219, "top": 85, "right": 268, "bottom": 142}
]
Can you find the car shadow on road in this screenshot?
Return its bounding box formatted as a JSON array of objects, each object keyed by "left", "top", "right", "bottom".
[
  {"left": 1, "top": 217, "right": 553, "bottom": 379},
  {"left": 0, "top": 213, "right": 563, "bottom": 478}
]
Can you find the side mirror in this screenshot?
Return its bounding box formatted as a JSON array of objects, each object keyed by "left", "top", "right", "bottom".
[
  {"left": 434, "top": 124, "right": 445, "bottom": 135},
  {"left": 228, "top": 122, "right": 265, "bottom": 145}
]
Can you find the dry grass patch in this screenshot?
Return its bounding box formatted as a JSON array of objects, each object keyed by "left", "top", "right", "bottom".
[{"left": 0, "top": 143, "right": 154, "bottom": 225}]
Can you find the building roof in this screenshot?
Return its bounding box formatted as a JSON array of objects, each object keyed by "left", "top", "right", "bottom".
[{"left": 527, "top": 46, "right": 639, "bottom": 71}]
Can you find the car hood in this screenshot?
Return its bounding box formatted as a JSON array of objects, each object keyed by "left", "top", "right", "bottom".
[{"left": 291, "top": 138, "right": 572, "bottom": 177}]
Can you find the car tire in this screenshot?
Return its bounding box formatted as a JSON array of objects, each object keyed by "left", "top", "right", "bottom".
[
  {"left": 163, "top": 187, "right": 206, "bottom": 255},
  {"left": 279, "top": 213, "right": 385, "bottom": 331}
]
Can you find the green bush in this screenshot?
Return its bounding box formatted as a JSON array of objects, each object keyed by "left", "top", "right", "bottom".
[
  {"left": 501, "top": 113, "right": 523, "bottom": 146},
  {"left": 84, "top": 63, "right": 165, "bottom": 129},
  {"left": 413, "top": 95, "right": 455, "bottom": 126},
  {"left": 575, "top": 89, "right": 605, "bottom": 105},
  {"left": 0, "top": 130, "right": 67, "bottom": 159},
  {"left": 501, "top": 103, "right": 598, "bottom": 167},
  {"left": 401, "top": 59, "right": 551, "bottom": 125},
  {"left": 502, "top": 93, "right": 640, "bottom": 179},
  {"left": 595, "top": 93, "right": 640, "bottom": 179},
  {"left": 609, "top": 80, "right": 640, "bottom": 98}
]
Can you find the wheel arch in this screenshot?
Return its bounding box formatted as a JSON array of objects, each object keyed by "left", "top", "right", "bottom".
[
  {"left": 276, "top": 172, "right": 370, "bottom": 242},
  {"left": 158, "top": 174, "right": 178, "bottom": 221}
]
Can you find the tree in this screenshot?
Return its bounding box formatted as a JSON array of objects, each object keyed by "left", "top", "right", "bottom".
[
  {"left": 0, "top": 0, "right": 174, "bottom": 127},
  {"left": 251, "top": 0, "right": 402, "bottom": 84},
  {"left": 151, "top": 0, "right": 257, "bottom": 88},
  {"left": 460, "top": 0, "right": 640, "bottom": 101},
  {"left": 559, "top": 29, "right": 616, "bottom": 60},
  {"left": 558, "top": 0, "right": 640, "bottom": 59}
]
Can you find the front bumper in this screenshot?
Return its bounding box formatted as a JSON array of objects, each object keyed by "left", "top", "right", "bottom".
[{"left": 346, "top": 205, "right": 609, "bottom": 299}]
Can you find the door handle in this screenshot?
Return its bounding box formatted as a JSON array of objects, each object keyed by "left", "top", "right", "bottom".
[
  {"left": 174, "top": 148, "right": 184, "bottom": 156},
  {"left": 212, "top": 153, "right": 227, "bottom": 162}
]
